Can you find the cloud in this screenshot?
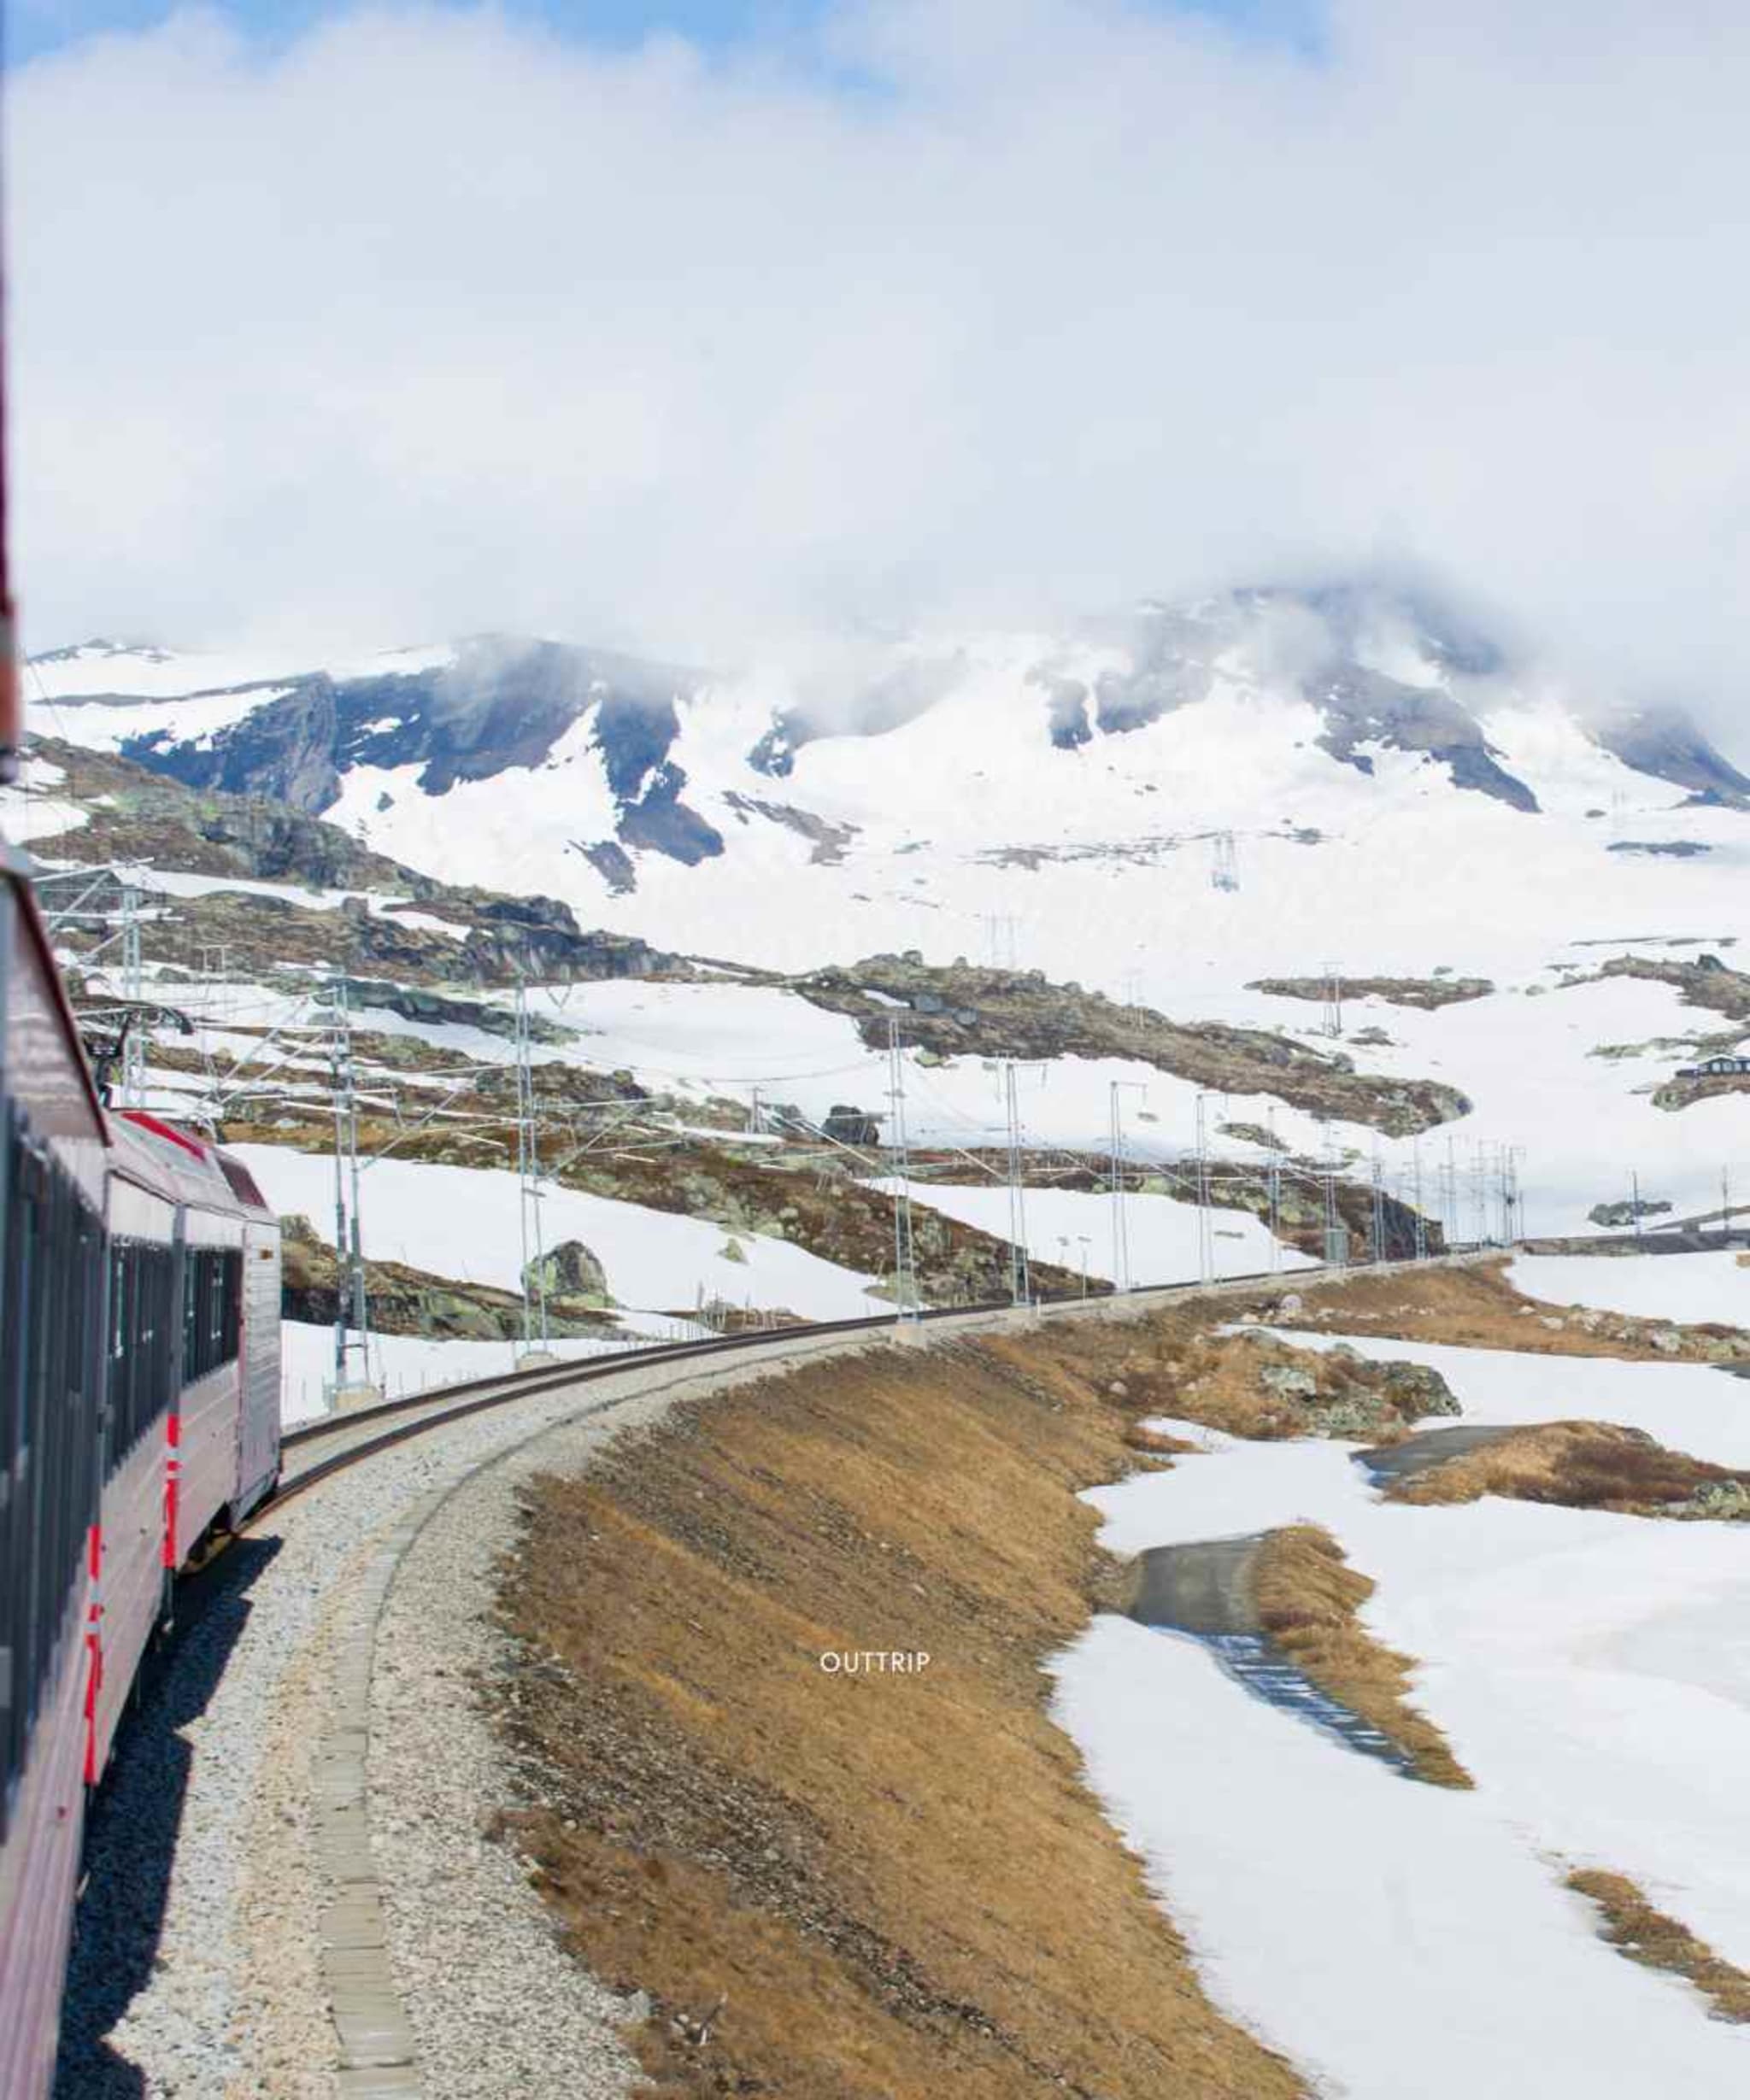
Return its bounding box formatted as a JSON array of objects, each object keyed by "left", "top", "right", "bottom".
[{"left": 11, "top": 0, "right": 1750, "bottom": 735}]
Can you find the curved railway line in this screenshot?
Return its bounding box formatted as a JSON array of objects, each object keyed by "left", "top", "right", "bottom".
[{"left": 259, "top": 1249, "right": 1490, "bottom": 1514}]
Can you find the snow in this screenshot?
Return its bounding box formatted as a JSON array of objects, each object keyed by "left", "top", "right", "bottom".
[
  {"left": 25, "top": 636, "right": 456, "bottom": 701},
  {"left": 26, "top": 643, "right": 301, "bottom": 701},
  {"left": 1052, "top": 1333, "right": 1750, "bottom": 2096},
  {"left": 0, "top": 781, "right": 90, "bottom": 842},
  {"left": 1512, "top": 1249, "right": 1750, "bottom": 1329},
  {"left": 28, "top": 684, "right": 298, "bottom": 754},
  {"left": 1055, "top": 1610, "right": 1750, "bottom": 2099},
  {"left": 226, "top": 1145, "right": 886, "bottom": 1326}
]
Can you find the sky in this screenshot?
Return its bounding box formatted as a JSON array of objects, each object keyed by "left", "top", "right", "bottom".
[
  {"left": 6, "top": 0, "right": 1311, "bottom": 67},
  {"left": 8, "top": 0, "right": 1750, "bottom": 731}
]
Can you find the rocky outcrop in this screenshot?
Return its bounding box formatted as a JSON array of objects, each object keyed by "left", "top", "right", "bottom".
[
  {"left": 721, "top": 792, "right": 859, "bottom": 865},
  {"left": 28, "top": 737, "right": 676, "bottom": 990},
  {"left": 795, "top": 953, "right": 1471, "bottom": 1137},
  {"left": 1595, "top": 953, "right": 1750, "bottom": 1024},
  {"left": 1237, "top": 1333, "right": 1461, "bottom": 1438},
  {"left": 1589, "top": 1197, "right": 1673, "bottom": 1227},
  {"left": 278, "top": 1213, "right": 616, "bottom": 1340},
  {"left": 1248, "top": 973, "right": 1494, "bottom": 1011}
]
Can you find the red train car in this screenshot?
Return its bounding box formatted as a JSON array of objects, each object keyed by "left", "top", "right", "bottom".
[{"left": 0, "top": 853, "right": 284, "bottom": 2097}]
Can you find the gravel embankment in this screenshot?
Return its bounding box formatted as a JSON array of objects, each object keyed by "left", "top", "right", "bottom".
[{"left": 55, "top": 1333, "right": 908, "bottom": 2099}]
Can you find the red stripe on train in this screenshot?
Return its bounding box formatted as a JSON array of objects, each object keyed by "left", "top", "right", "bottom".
[
  {"left": 163, "top": 1413, "right": 181, "bottom": 1569},
  {"left": 82, "top": 1522, "right": 103, "bottom": 1785}
]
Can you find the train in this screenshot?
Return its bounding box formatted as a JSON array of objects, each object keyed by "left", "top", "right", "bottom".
[{"left": 0, "top": 850, "right": 284, "bottom": 2100}]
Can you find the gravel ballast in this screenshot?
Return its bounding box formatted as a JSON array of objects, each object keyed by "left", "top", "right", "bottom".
[{"left": 56, "top": 1329, "right": 931, "bottom": 2098}]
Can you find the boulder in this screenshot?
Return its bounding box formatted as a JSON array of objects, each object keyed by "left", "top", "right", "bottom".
[{"left": 531, "top": 1239, "right": 613, "bottom": 1306}]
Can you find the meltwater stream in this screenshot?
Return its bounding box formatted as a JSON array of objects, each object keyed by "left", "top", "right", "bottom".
[
  {"left": 1192, "top": 1631, "right": 1418, "bottom": 1776},
  {"left": 1129, "top": 1535, "right": 1418, "bottom": 1779}
]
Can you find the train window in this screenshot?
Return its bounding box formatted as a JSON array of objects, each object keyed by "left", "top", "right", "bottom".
[
  {"left": 105, "top": 1235, "right": 175, "bottom": 1468},
  {"left": 1, "top": 1106, "right": 105, "bottom": 1844},
  {"left": 180, "top": 1245, "right": 242, "bottom": 1385}
]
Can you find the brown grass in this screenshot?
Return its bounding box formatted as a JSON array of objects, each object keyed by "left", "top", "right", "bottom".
[
  {"left": 1389, "top": 1420, "right": 1750, "bottom": 1516},
  {"left": 978, "top": 1295, "right": 1448, "bottom": 1445},
  {"left": 498, "top": 1338, "right": 1307, "bottom": 2099},
  {"left": 1122, "top": 1421, "right": 1196, "bottom": 1456},
  {"left": 1567, "top": 1870, "right": 1750, "bottom": 2022},
  {"left": 1272, "top": 1258, "right": 1750, "bottom": 1364},
  {"left": 1251, "top": 1527, "right": 1472, "bottom": 1789}
]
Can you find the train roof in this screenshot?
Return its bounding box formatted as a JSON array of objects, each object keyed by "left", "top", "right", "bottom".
[{"left": 108, "top": 1110, "right": 274, "bottom": 1221}]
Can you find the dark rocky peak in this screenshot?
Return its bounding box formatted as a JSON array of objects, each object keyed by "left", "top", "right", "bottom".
[
  {"left": 1036, "top": 678, "right": 1092, "bottom": 750},
  {"left": 335, "top": 634, "right": 696, "bottom": 796},
  {"left": 126, "top": 676, "right": 344, "bottom": 812},
  {"left": 103, "top": 631, "right": 730, "bottom": 872},
  {"left": 1589, "top": 701, "right": 1750, "bottom": 809},
  {"left": 1309, "top": 665, "right": 1539, "bottom": 812},
  {"left": 1077, "top": 601, "right": 1230, "bottom": 736},
  {"left": 746, "top": 655, "right": 965, "bottom": 776}
]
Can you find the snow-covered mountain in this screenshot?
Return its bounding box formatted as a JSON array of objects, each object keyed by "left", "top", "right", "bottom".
[
  {"left": 28, "top": 588, "right": 1750, "bottom": 975},
  {"left": 21, "top": 585, "right": 1750, "bottom": 1243}
]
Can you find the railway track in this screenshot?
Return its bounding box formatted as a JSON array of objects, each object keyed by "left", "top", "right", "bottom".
[{"left": 257, "top": 1248, "right": 1495, "bottom": 1517}]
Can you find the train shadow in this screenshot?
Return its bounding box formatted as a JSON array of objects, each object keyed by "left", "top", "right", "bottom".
[{"left": 52, "top": 1531, "right": 285, "bottom": 2100}]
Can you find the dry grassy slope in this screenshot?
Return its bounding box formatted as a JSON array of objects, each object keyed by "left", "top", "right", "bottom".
[
  {"left": 1389, "top": 1420, "right": 1750, "bottom": 1518},
  {"left": 991, "top": 1293, "right": 1459, "bottom": 1443},
  {"left": 1273, "top": 1258, "right": 1750, "bottom": 1364},
  {"left": 500, "top": 1336, "right": 1307, "bottom": 2100}
]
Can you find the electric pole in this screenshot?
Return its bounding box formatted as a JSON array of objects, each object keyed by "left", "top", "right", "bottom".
[
  {"left": 1321, "top": 961, "right": 1343, "bottom": 1041},
  {"left": 1195, "top": 1091, "right": 1216, "bottom": 1285},
  {"left": 1108, "top": 1078, "right": 1144, "bottom": 1292},
  {"left": 515, "top": 983, "right": 549, "bottom": 1356},
  {"left": 1321, "top": 1121, "right": 1346, "bottom": 1266},
  {"left": 120, "top": 882, "right": 145, "bottom": 1108},
  {"left": 887, "top": 1018, "right": 919, "bottom": 1322},
  {"left": 327, "top": 971, "right": 372, "bottom": 1399},
  {"left": 1002, "top": 1060, "right": 1031, "bottom": 1307},
  {"left": 1266, "top": 1112, "right": 1283, "bottom": 1272}
]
